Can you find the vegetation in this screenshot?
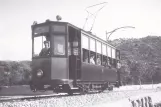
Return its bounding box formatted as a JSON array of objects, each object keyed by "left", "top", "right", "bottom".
[
  {"left": 112, "top": 36, "right": 161, "bottom": 84},
  {"left": 0, "top": 36, "right": 161, "bottom": 86},
  {"left": 0, "top": 61, "right": 31, "bottom": 86}
]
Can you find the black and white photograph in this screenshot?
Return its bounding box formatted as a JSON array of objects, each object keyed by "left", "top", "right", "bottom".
[{"left": 0, "top": 0, "right": 161, "bottom": 106}]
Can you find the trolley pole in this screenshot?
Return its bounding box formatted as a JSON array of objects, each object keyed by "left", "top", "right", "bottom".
[{"left": 106, "top": 26, "right": 135, "bottom": 41}]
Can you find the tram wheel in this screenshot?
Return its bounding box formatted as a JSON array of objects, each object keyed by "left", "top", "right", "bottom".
[
  {"left": 108, "top": 85, "right": 114, "bottom": 91},
  {"left": 33, "top": 88, "right": 37, "bottom": 92},
  {"left": 30, "top": 84, "right": 37, "bottom": 92},
  {"left": 67, "top": 90, "right": 73, "bottom": 95}
]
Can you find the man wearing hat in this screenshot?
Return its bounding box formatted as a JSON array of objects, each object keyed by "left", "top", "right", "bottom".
[{"left": 39, "top": 41, "right": 50, "bottom": 56}]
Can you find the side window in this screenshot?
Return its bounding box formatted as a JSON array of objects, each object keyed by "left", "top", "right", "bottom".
[
  {"left": 102, "top": 44, "right": 107, "bottom": 67},
  {"left": 96, "top": 54, "right": 102, "bottom": 65},
  {"left": 107, "top": 46, "right": 112, "bottom": 67},
  {"left": 89, "top": 38, "right": 96, "bottom": 65},
  {"left": 90, "top": 38, "right": 95, "bottom": 52},
  {"left": 112, "top": 48, "right": 116, "bottom": 67},
  {"left": 102, "top": 55, "right": 107, "bottom": 67},
  {"left": 90, "top": 51, "right": 96, "bottom": 65},
  {"left": 68, "top": 42, "right": 71, "bottom": 56},
  {"left": 116, "top": 50, "right": 120, "bottom": 68},
  {"left": 116, "top": 50, "right": 120, "bottom": 60},
  {"left": 83, "top": 49, "right": 89, "bottom": 63},
  {"left": 107, "top": 57, "right": 112, "bottom": 67},
  {"left": 102, "top": 44, "right": 106, "bottom": 56},
  {"left": 82, "top": 34, "right": 89, "bottom": 49},
  {"left": 96, "top": 41, "right": 102, "bottom": 65},
  {"left": 107, "top": 45, "right": 111, "bottom": 58},
  {"left": 113, "top": 59, "right": 117, "bottom": 68},
  {"left": 112, "top": 48, "right": 116, "bottom": 59},
  {"left": 82, "top": 34, "right": 89, "bottom": 63},
  {"left": 52, "top": 36, "right": 65, "bottom": 55},
  {"left": 96, "top": 41, "right": 101, "bottom": 54}
]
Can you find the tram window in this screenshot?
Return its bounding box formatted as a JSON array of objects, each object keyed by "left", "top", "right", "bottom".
[
  {"left": 96, "top": 41, "right": 101, "bottom": 54},
  {"left": 52, "top": 36, "right": 65, "bottom": 55},
  {"left": 90, "top": 38, "right": 95, "bottom": 52},
  {"left": 102, "top": 55, "right": 107, "bottom": 67},
  {"left": 102, "top": 44, "right": 106, "bottom": 56},
  {"left": 68, "top": 42, "right": 71, "bottom": 56},
  {"left": 112, "top": 48, "right": 116, "bottom": 59},
  {"left": 51, "top": 25, "right": 66, "bottom": 33},
  {"left": 83, "top": 49, "right": 89, "bottom": 63},
  {"left": 116, "top": 50, "right": 120, "bottom": 60},
  {"left": 107, "top": 46, "right": 111, "bottom": 58},
  {"left": 82, "top": 35, "right": 89, "bottom": 49},
  {"left": 90, "top": 51, "right": 96, "bottom": 65},
  {"left": 33, "top": 26, "right": 49, "bottom": 36},
  {"left": 112, "top": 59, "right": 117, "bottom": 68},
  {"left": 33, "top": 36, "right": 50, "bottom": 57},
  {"left": 107, "top": 57, "right": 112, "bottom": 68},
  {"left": 96, "top": 54, "right": 102, "bottom": 65}
]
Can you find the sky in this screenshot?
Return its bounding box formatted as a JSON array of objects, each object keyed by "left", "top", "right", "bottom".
[{"left": 0, "top": 0, "right": 161, "bottom": 61}]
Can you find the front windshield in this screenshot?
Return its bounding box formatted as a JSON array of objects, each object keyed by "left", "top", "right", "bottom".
[
  {"left": 32, "top": 25, "right": 51, "bottom": 57},
  {"left": 33, "top": 35, "right": 50, "bottom": 57},
  {"left": 32, "top": 24, "right": 66, "bottom": 57}
]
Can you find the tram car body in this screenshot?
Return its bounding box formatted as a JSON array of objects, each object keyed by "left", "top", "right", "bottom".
[{"left": 30, "top": 19, "right": 121, "bottom": 94}]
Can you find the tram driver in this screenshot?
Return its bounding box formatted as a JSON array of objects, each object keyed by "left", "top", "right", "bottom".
[{"left": 39, "top": 41, "right": 50, "bottom": 56}]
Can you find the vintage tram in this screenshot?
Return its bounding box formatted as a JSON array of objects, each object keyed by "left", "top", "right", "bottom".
[{"left": 30, "top": 19, "right": 121, "bottom": 94}]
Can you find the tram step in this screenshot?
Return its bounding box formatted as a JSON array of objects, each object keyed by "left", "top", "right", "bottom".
[{"left": 71, "top": 87, "right": 79, "bottom": 90}]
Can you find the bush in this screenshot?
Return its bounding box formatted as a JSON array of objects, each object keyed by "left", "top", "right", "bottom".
[
  {"left": 112, "top": 36, "right": 161, "bottom": 84},
  {"left": 0, "top": 61, "right": 31, "bottom": 86}
]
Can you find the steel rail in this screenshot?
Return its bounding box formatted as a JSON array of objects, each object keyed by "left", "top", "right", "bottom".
[{"left": 0, "top": 88, "right": 159, "bottom": 103}]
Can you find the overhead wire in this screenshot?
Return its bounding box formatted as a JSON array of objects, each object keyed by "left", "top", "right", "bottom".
[{"left": 83, "top": 2, "right": 107, "bottom": 31}]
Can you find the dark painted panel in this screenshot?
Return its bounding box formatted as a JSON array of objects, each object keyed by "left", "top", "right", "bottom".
[
  {"left": 32, "top": 58, "right": 51, "bottom": 82},
  {"left": 69, "top": 56, "right": 76, "bottom": 79},
  {"left": 81, "top": 63, "right": 117, "bottom": 82},
  {"left": 81, "top": 63, "right": 102, "bottom": 81},
  {"left": 102, "top": 67, "right": 118, "bottom": 82},
  {"left": 51, "top": 57, "right": 68, "bottom": 79}
]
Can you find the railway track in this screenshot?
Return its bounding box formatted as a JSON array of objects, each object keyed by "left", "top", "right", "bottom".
[
  {"left": 0, "top": 88, "right": 159, "bottom": 103},
  {"left": 0, "top": 93, "right": 69, "bottom": 102}
]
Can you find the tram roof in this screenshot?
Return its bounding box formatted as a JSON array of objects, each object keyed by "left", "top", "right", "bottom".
[
  {"left": 32, "top": 20, "right": 117, "bottom": 49},
  {"left": 67, "top": 22, "right": 117, "bottom": 49}
]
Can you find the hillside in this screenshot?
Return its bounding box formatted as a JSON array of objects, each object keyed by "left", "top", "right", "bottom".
[
  {"left": 0, "top": 36, "right": 161, "bottom": 86},
  {"left": 0, "top": 61, "right": 31, "bottom": 86},
  {"left": 111, "top": 36, "right": 161, "bottom": 84}
]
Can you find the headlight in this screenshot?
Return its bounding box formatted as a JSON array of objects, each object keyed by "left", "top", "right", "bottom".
[{"left": 36, "top": 69, "right": 43, "bottom": 77}]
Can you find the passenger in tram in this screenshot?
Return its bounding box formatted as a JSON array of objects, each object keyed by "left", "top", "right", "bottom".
[
  {"left": 84, "top": 57, "right": 88, "bottom": 63},
  {"left": 90, "top": 55, "right": 95, "bottom": 64},
  {"left": 97, "top": 55, "right": 101, "bottom": 65},
  {"left": 107, "top": 57, "right": 111, "bottom": 68},
  {"left": 117, "top": 61, "right": 121, "bottom": 69},
  {"left": 39, "top": 41, "right": 50, "bottom": 56},
  {"left": 102, "top": 57, "right": 107, "bottom": 67}
]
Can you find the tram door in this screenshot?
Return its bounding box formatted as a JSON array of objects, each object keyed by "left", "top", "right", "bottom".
[{"left": 68, "top": 26, "right": 81, "bottom": 82}]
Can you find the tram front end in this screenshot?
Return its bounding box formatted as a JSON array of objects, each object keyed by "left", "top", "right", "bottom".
[{"left": 30, "top": 20, "right": 71, "bottom": 93}]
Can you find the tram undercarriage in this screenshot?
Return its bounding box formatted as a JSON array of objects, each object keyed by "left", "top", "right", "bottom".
[{"left": 30, "top": 80, "right": 116, "bottom": 95}]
